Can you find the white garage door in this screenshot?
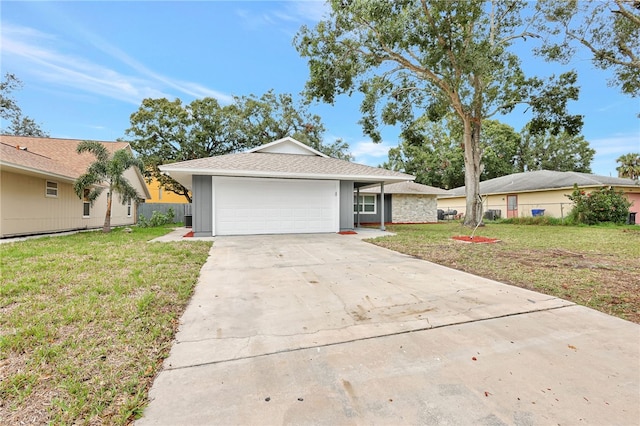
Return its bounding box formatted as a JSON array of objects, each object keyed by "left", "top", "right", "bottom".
[{"left": 213, "top": 177, "right": 339, "bottom": 236}]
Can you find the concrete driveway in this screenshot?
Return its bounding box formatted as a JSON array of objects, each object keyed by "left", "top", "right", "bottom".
[{"left": 138, "top": 232, "right": 639, "bottom": 425}]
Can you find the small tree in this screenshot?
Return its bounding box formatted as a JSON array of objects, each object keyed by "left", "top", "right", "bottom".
[
  {"left": 616, "top": 153, "right": 640, "bottom": 180},
  {"left": 566, "top": 184, "right": 631, "bottom": 225},
  {"left": 74, "top": 141, "right": 144, "bottom": 233},
  {"left": 0, "top": 73, "right": 49, "bottom": 137}
]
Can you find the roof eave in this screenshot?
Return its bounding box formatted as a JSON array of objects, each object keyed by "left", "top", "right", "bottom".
[
  {"left": 159, "top": 167, "right": 414, "bottom": 188},
  {"left": 0, "top": 161, "right": 76, "bottom": 183}
]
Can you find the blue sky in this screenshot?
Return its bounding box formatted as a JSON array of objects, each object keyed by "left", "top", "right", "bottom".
[{"left": 1, "top": 0, "right": 639, "bottom": 177}]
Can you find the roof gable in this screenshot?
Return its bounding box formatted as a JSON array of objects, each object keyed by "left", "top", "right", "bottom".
[
  {"left": 160, "top": 137, "right": 415, "bottom": 189},
  {"left": 248, "top": 137, "right": 328, "bottom": 157}
]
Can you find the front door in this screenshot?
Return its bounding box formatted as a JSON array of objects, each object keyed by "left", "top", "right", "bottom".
[{"left": 507, "top": 194, "right": 518, "bottom": 218}]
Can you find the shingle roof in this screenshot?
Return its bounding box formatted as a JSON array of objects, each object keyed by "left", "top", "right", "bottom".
[
  {"left": 360, "top": 180, "right": 449, "bottom": 195},
  {"left": 0, "top": 135, "right": 130, "bottom": 180},
  {"left": 444, "top": 170, "right": 639, "bottom": 197},
  {"left": 160, "top": 141, "right": 415, "bottom": 188}
]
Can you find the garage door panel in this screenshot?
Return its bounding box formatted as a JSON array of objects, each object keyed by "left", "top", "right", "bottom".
[{"left": 213, "top": 177, "right": 338, "bottom": 235}]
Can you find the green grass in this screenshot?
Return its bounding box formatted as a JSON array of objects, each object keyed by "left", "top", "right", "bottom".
[
  {"left": 369, "top": 222, "right": 640, "bottom": 323},
  {"left": 0, "top": 226, "right": 212, "bottom": 425}
]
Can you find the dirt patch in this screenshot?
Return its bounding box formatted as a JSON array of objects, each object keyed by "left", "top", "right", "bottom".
[
  {"left": 372, "top": 240, "right": 640, "bottom": 324},
  {"left": 452, "top": 236, "right": 500, "bottom": 243}
]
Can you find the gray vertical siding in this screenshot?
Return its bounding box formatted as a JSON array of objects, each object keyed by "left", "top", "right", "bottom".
[
  {"left": 354, "top": 193, "right": 392, "bottom": 224},
  {"left": 339, "top": 181, "right": 355, "bottom": 231},
  {"left": 193, "top": 175, "right": 212, "bottom": 237}
]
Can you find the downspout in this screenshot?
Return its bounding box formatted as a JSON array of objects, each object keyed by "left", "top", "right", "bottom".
[{"left": 380, "top": 182, "right": 385, "bottom": 231}]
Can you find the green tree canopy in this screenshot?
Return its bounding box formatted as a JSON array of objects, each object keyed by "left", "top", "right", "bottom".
[
  {"left": 294, "top": 0, "right": 582, "bottom": 226},
  {"left": 386, "top": 118, "right": 594, "bottom": 188},
  {"left": 517, "top": 126, "right": 595, "bottom": 173},
  {"left": 385, "top": 117, "right": 465, "bottom": 189},
  {"left": 124, "top": 90, "right": 351, "bottom": 202},
  {"left": 0, "top": 73, "right": 49, "bottom": 137},
  {"left": 535, "top": 0, "right": 640, "bottom": 97},
  {"left": 74, "top": 141, "right": 144, "bottom": 233}
]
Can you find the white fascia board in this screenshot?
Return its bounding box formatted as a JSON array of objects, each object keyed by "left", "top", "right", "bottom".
[
  {"left": 0, "top": 161, "right": 76, "bottom": 183},
  {"left": 159, "top": 167, "right": 414, "bottom": 183}
]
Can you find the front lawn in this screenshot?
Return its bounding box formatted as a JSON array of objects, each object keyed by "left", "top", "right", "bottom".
[
  {"left": 0, "top": 227, "right": 212, "bottom": 425},
  {"left": 370, "top": 223, "right": 640, "bottom": 323}
]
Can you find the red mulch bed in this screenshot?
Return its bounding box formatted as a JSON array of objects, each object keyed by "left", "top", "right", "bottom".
[
  {"left": 338, "top": 230, "right": 358, "bottom": 235},
  {"left": 183, "top": 230, "right": 194, "bottom": 238},
  {"left": 451, "top": 235, "right": 499, "bottom": 244}
]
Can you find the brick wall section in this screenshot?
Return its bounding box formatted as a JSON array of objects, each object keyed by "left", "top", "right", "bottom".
[{"left": 392, "top": 194, "right": 438, "bottom": 223}]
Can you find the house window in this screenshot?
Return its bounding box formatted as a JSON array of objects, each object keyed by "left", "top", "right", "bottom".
[
  {"left": 354, "top": 194, "right": 377, "bottom": 214},
  {"left": 46, "top": 181, "right": 58, "bottom": 198},
  {"left": 127, "top": 200, "right": 132, "bottom": 217},
  {"left": 83, "top": 189, "right": 91, "bottom": 217}
]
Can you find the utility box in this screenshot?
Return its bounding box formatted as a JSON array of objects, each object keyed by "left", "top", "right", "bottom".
[{"left": 484, "top": 209, "right": 502, "bottom": 220}]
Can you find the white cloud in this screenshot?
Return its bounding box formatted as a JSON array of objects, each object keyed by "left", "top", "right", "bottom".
[
  {"left": 235, "top": 0, "right": 329, "bottom": 29},
  {"left": 350, "top": 140, "right": 395, "bottom": 158},
  {"left": 1, "top": 22, "right": 233, "bottom": 105},
  {"left": 590, "top": 133, "right": 640, "bottom": 155}
]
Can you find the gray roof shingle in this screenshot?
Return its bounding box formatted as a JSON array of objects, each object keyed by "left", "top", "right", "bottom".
[
  {"left": 360, "top": 180, "right": 449, "bottom": 195},
  {"left": 160, "top": 151, "right": 414, "bottom": 184},
  {"left": 444, "top": 170, "right": 639, "bottom": 197}
]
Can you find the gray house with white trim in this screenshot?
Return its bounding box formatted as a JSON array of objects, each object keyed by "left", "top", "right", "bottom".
[{"left": 159, "top": 137, "right": 414, "bottom": 236}]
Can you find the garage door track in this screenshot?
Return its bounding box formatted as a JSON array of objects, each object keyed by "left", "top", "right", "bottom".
[{"left": 138, "top": 233, "right": 639, "bottom": 425}]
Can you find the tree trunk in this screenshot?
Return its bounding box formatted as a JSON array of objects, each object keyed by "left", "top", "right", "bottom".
[
  {"left": 103, "top": 191, "right": 112, "bottom": 233},
  {"left": 462, "top": 117, "right": 483, "bottom": 227}
]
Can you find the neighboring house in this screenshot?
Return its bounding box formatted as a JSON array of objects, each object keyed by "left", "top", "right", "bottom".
[
  {"left": 438, "top": 170, "right": 640, "bottom": 223},
  {"left": 145, "top": 176, "right": 190, "bottom": 203},
  {"left": 159, "top": 137, "right": 415, "bottom": 236},
  {"left": 356, "top": 181, "right": 449, "bottom": 225},
  {"left": 0, "top": 135, "right": 151, "bottom": 238}
]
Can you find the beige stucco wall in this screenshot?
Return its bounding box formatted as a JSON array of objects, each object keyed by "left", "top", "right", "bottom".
[
  {"left": 438, "top": 186, "right": 640, "bottom": 222},
  {"left": 1, "top": 169, "right": 143, "bottom": 238},
  {"left": 392, "top": 194, "right": 438, "bottom": 223}
]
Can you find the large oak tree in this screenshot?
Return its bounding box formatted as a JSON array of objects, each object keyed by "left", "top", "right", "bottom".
[
  {"left": 535, "top": 0, "right": 640, "bottom": 97},
  {"left": 294, "top": 0, "right": 582, "bottom": 226},
  {"left": 125, "top": 90, "right": 351, "bottom": 202}
]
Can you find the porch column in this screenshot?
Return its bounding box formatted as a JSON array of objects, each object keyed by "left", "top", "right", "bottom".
[
  {"left": 356, "top": 187, "right": 360, "bottom": 228},
  {"left": 380, "top": 182, "right": 385, "bottom": 231}
]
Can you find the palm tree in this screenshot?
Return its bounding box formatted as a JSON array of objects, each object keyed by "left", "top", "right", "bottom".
[
  {"left": 616, "top": 153, "right": 640, "bottom": 180},
  {"left": 74, "top": 141, "right": 144, "bottom": 233}
]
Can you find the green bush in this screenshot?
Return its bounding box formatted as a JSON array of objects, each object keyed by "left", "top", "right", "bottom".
[
  {"left": 497, "top": 216, "right": 566, "bottom": 226},
  {"left": 137, "top": 208, "right": 175, "bottom": 228},
  {"left": 566, "top": 184, "right": 631, "bottom": 225}
]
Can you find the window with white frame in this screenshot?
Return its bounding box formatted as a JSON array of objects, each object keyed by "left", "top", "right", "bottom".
[
  {"left": 46, "top": 180, "right": 58, "bottom": 198},
  {"left": 83, "top": 189, "right": 91, "bottom": 217},
  {"left": 353, "top": 194, "right": 377, "bottom": 214}
]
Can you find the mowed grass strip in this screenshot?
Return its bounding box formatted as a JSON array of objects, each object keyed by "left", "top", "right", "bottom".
[
  {"left": 370, "top": 223, "right": 640, "bottom": 323},
  {"left": 0, "top": 227, "right": 212, "bottom": 425}
]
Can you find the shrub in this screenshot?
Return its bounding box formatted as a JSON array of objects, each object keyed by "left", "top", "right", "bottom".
[
  {"left": 498, "top": 216, "right": 566, "bottom": 226},
  {"left": 137, "top": 208, "right": 175, "bottom": 228},
  {"left": 566, "top": 184, "right": 631, "bottom": 225}
]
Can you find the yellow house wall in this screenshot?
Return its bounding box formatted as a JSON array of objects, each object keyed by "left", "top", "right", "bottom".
[
  {"left": 438, "top": 186, "right": 640, "bottom": 221},
  {"left": 1, "top": 169, "right": 144, "bottom": 238},
  {"left": 146, "top": 178, "right": 189, "bottom": 203}
]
